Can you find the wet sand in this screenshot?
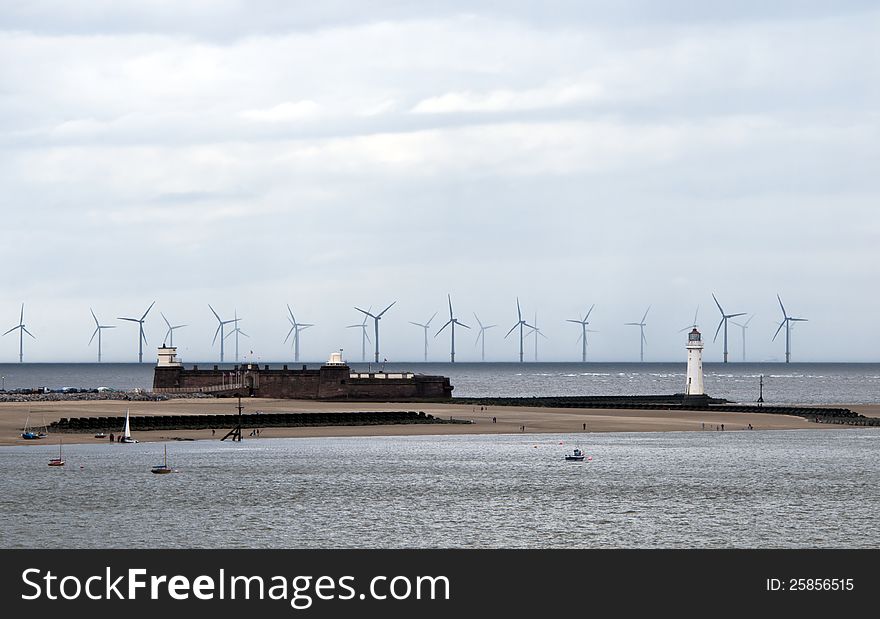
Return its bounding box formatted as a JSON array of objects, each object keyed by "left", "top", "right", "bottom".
[{"left": 2, "top": 398, "right": 876, "bottom": 446}]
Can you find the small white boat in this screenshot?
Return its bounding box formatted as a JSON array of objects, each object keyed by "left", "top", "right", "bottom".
[
  {"left": 120, "top": 409, "right": 138, "bottom": 444},
  {"left": 564, "top": 447, "right": 588, "bottom": 462}
]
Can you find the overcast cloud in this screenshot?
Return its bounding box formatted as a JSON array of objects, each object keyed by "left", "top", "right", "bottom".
[{"left": 1, "top": 1, "right": 878, "bottom": 363}]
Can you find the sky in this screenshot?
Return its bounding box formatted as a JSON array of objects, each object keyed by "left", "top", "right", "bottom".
[{"left": 1, "top": 1, "right": 878, "bottom": 364}]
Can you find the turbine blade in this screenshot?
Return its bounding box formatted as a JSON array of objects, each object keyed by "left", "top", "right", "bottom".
[
  {"left": 208, "top": 304, "right": 221, "bottom": 322},
  {"left": 89, "top": 328, "right": 99, "bottom": 345},
  {"left": 641, "top": 305, "right": 651, "bottom": 323},
  {"left": 91, "top": 308, "right": 99, "bottom": 326},
  {"left": 447, "top": 294, "right": 453, "bottom": 319},
  {"left": 744, "top": 315, "right": 754, "bottom": 327},
  {"left": 712, "top": 293, "right": 724, "bottom": 314},
  {"left": 161, "top": 312, "right": 171, "bottom": 329},
  {"left": 354, "top": 306, "right": 374, "bottom": 318},
  {"left": 435, "top": 320, "right": 452, "bottom": 336},
  {"left": 585, "top": 304, "right": 595, "bottom": 320},
  {"left": 212, "top": 324, "right": 222, "bottom": 345},
  {"left": 141, "top": 301, "right": 156, "bottom": 320},
  {"left": 427, "top": 311, "right": 438, "bottom": 326},
  {"left": 377, "top": 301, "right": 396, "bottom": 318},
  {"left": 284, "top": 326, "right": 295, "bottom": 343},
  {"left": 473, "top": 313, "right": 483, "bottom": 329},
  {"left": 504, "top": 324, "right": 518, "bottom": 338},
  {"left": 727, "top": 313, "right": 747, "bottom": 319},
  {"left": 713, "top": 318, "right": 724, "bottom": 342},
  {"left": 239, "top": 330, "right": 250, "bottom": 338},
  {"left": 777, "top": 294, "right": 787, "bottom": 318},
  {"left": 772, "top": 320, "right": 786, "bottom": 341},
  {"left": 2, "top": 326, "right": 18, "bottom": 336},
  {"left": 516, "top": 298, "right": 522, "bottom": 322},
  {"left": 458, "top": 322, "right": 471, "bottom": 330},
  {"left": 118, "top": 317, "right": 138, "bottom": 323}
]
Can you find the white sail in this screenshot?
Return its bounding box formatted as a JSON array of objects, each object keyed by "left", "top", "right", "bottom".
[{"left": 123, "top": 409, "right": 131, "bottom": 439}]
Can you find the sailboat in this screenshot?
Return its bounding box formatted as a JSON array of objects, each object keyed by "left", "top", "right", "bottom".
[
  {"left": 48, "top": 439, "right": 65, "bottom": 467},
  {"left": 120, "top": 409, "right": 138, "bottom": 444},
  {"left": 151, "top": 445, "right": 173, "bottom": 474},
  {"left": 21, "top": 414, "right": 41, "bottom": 440}
]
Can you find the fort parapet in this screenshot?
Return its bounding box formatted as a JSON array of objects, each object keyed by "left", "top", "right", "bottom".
[{"left": 152, "top": 347, "right": 453, "bottom": 401}]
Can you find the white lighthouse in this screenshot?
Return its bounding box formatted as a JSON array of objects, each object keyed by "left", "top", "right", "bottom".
[{"left": 685, "top": 328, "right": 705, "bottom": 396}]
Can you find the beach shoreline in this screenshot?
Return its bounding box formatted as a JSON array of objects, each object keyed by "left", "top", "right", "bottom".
[{"left": 2, "top": 398, "right": 877, "bottom": 446}]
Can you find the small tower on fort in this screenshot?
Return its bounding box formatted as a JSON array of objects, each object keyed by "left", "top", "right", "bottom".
[
  {"left": 157, "top": 345, "right": 182, "bottom": 367},
  {"left": 685, "top": 328, "right": 704, "bottom": 396}
]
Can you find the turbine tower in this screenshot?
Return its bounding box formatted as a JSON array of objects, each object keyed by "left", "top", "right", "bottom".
[
  {"left": 409, "top": 311, "right": 438, "bottom": 362},
  {"left": 435, "top": 295, "right": 469, "bottom": 363},
  {"left": 284, "top": 305, "right": 313, "bottom": 363},
  {"left": 731, "top": 315, "right": 754, "bottom": 362},
  {"left": 526, "top": 313, "right": 548, "bottom": 362},
  {"left": 567, "top": 304, "right": 595, "bottom": 363},
  {"left": 473, "top": 313, "right": 496, "bottom": 362},
  {"left": 773, "top": 295, "right": 807, "bottom": 363},
  {"left": 89, "top": 309, "right": 115, "bottom": 363},
  {"left": 346, "top": 306, "right": 371, "bottom": 362},
  {"left": 224, "top": 310, "right": 249, "bottom": 363},
  {"left": 504, "top": 298, "right": 536, "bottom": 363},
  {"left": 208, "top": 304, "right": 238, "bottom": 363},
  {"left": 625, "top": 306, "right": 651, "bottom": 362},
  {"left": 118, "top": 301, "right": 155, "bottom": 363},
  {"left": 712, "top": 293, "right": 746, "bottom": 363},
  {"left": 4, "top": 304, "right": 35, "bottom": 363},
  {"left": 160, "top": 312, "right": 186, "bottom": 347},
  {"left": 354, "top": 301, "right": 396, "bottom": 363}
]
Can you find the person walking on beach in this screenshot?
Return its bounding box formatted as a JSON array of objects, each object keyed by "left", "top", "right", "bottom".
[{"left": 583, "top": 423, "right": 586, "bottom": 431}]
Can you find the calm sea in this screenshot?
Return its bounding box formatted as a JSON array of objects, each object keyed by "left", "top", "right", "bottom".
[
  {"left": 1, "top": 361, "right": 879, "bottom": 404},
  {"left": 0, "top": 429, "right": 877, "bottom": 549}
]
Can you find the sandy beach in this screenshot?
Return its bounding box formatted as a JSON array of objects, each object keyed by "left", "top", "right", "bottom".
[{"left": 2, "top": 398, "right": 877, "bottom": 446}]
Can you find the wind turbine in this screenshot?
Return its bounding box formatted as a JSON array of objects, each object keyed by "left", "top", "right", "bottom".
[
  {"left": 284, "top": 305, "right": 313, "bottom": 363},
  {"left": 225, "top": 310, "right": 249, "bottom": 363},
  {"left": 89, "top": 309, "right": 115, "bottom": 363},
  {"left": 208, "top": 304, "right": 238, "bottom": 363},
  {"left": 625, "top": 306, "right": 651, "bottom": 362},
  {"left": 679, "top": 306, "right": 700, "bottom": 332},
  {"left": 4, "top": 304, "right": 35, "bottom": 363},
  {"left": 435, "top": 295, "right": 469, "bottom": 363},
  {"left": 409, "top": 311, "right": 438, "bottom": 362},
  {"left": 504, "top": 298, "right": 536, "bottom": 363},
  {"left": 118, "top": 301, "right": 155, "bottom": 363},
  {"left": 731, "top": 315, "right": 754, "bottom": 362},
  {"left": 567, "top": 304, "right": 595, "bottom": 363},
  {"left": 773, "top": 295, "right": 807, "bottom": 363},
  {"left": 473, "top": 313, "right": 497, "bottom": 362},
  {"left": 526, "top": 313, "right": 548, "bottom": 362},
  {"left": 354, "top": 301, "right": 396, "bottom": 363},
  {"left": 346, "top": 306, "right": 371, "bottom": 362},
  {"left": 712, "top": 293, "right": 746, "bottom": 363},
  {"left": 160, "top": 312, "right": 186, "bottom": 347}
]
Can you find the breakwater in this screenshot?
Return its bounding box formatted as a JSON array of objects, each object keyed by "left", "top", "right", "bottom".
[
  {"left": 453, "top": 395, "right": 880, "bottom": 426},
  {"left": 48, "top": 410, "right": 466, "bottom": 433}
]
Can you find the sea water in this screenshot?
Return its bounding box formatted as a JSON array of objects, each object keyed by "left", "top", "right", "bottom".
[
  {"left": 0, "top": 429, "right": 877, "bottom": 549},
  {"left": 1, "top": 362, "right": 879, "bottom": 404}
]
